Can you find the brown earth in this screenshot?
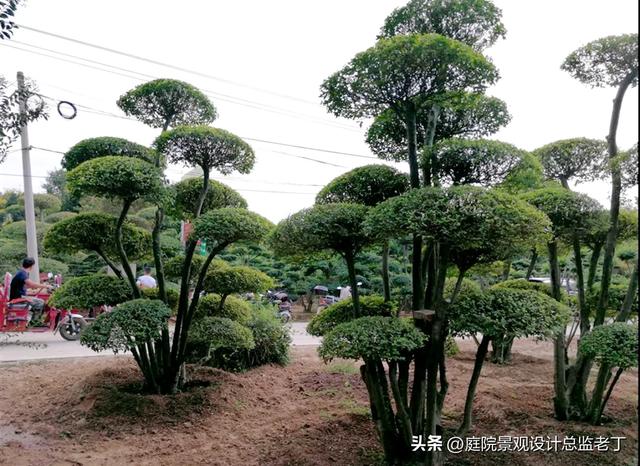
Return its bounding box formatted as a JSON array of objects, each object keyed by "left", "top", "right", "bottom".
[{"left": 0, "top": 339, "right": 636, "bottom": 466}]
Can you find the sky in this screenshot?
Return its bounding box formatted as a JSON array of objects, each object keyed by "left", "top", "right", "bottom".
[{"left": 0, "top": 0, "right": 638, "bottom": 223}]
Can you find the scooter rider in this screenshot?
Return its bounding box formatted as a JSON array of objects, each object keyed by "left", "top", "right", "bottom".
[{"left": 9, "top": 257, "right": 50, "bottom": 316}]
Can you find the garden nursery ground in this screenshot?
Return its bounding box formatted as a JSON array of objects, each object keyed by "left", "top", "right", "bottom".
[{"left": 0, "top": 340, "right": 636, "bottom": 466}]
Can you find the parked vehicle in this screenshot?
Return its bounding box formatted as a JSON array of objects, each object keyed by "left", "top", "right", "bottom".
[
  {"left": 0, "top": 272, "right": 88, "bottom": 341},
  {"left": 266, "top": 290, "right": 292, "bottom": 323}
]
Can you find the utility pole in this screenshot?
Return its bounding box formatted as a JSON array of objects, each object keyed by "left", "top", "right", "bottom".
[{"left": 17, "top": 71, "right": 40, "bottom": 281}]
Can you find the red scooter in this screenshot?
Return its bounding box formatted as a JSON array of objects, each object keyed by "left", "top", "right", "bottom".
[{"left": 0, "top": 272, "right": 87, "bottom": 341}]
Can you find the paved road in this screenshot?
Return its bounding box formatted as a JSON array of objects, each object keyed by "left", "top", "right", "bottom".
[{"left": 0, "top": 321, "right": 320, "bottom": 363}]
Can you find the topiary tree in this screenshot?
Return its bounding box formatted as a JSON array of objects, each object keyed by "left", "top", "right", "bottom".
[
  {"left": 43, "top": 212, "right": 151, "bottom": 277},
  {"left": 307, "top": 295, "right": 396, "bottom": 337},
  {"left": 195, "top": 293, "right": 253, "bottom": 324},
  {"left": 117, "top": 79, "right": 217, "bottom": 132},
  {"left": 141, "top": 287, "right": 179, "bottom": 315},
  {"left": 366, "top": 93, "right": 510, "bottom": 164},
  {"left": 48, "top": 274, "right": 132, "bottom": 310},
  {"left": 271, "top": 203, "right": 372, "bottom": 316},
  {"left": 66, "top": 156, "right": 164, "bottom": 294},
  {"left": 203, "top": 262, "right": 274, "bottom": 310},
  {"left": 81, "top": 299, "right": 172, "bottom": 393},
  {"left": 62, "top": 136, "right": 155, "bottom": 171},
  {"left": 448, "top": 287, "right": 570, "bottom": 433},
  {"left": 44, "top": 211, "right": 76, "bottom": 224},
  {"left": 171, "top": 177, "right": 247, "bottom": 220},
  {"left": 319, "top": 316, "right": 426, "bottom": 462},
  {"left": 31, "top": 193, "right": 61, "bottom": 221},
  {"left": 580, "top": 322, "right": 638, "bottom": 424},
  {"left": 562, "top": 33, "right": 638, "bottom": 347},
  {"left": 316, "top": 165, "right": 409, "bottom": 301},
  {"left": 163, "top": 254, "right": 205, "bottom": 286},
  {"left": 534, "top": 138, "right": 608, "bottom": 187},
  {"left": 378, "top": 0, "right": 506, "bottom": 51},
  {"left": 521, "top": 187, "right": 604, "bottom": 420},
  {"left": 321, "top": 33, "right": 499, "bottom": 323},
  {"left": 425, "top": 138, "right": 526, "bottom": 186}
]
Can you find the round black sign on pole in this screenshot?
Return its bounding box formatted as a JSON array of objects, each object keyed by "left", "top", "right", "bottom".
[{"left": 57, "top": 100, "right": 77, "bottom": 120}]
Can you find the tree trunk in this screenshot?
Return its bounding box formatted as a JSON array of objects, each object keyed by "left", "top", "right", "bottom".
[
  {"left": 615, "top": 260, "right": 638, "bottom": 323},
  {"left": 152, "top": 208, "right": 168, "bottom": 303},
  {"left": 94, "top": 247, "right": 123, "bottom": 279},
  {"left": 587, "top": 365, "right": 612, "bottom": 425},
  {"left": 490, "top": 335, "right": 514, "bottom": 364},
  {"left": 595, "top": 367, "right": 624, "bottom": 425},
  {"left": 595, "top": 70, "right": 637, "bottom": 326},
  {"left": 587, "top": 243, "right": 602, "bottom": 290},
  {"left": 115, "top": 199, "right": 139, "bottom": 297},
  {"left": 458, "top": 335, "right": 490, "bottom": 435},
  {"left": 549, "top": 240, "right": 568, "bottom": 420},
  {"left": 381, "top": 240, "right": 391, "bottom": 302},
  {"left": 501, "top": 260, "right": 511, "bottom": 281},
  {"left": 525, "top": 249, "right": 537, "bottom": 280},
  {"left": 344, "top": 251, "right": 361, "bottom": 316}
]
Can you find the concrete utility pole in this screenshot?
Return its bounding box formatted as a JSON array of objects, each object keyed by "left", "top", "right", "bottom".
[{"left": 17, "top": 71, "right": 40, "bottom": 281}]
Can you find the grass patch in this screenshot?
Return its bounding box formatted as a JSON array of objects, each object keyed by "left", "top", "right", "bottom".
[{"left": 325, "top": 360, "right": 359, "bottom": 375}]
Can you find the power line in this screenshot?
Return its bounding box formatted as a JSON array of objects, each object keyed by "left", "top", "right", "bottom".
[
  {"left": 17, "top": 24, "right": 322, "bottom": 107},
  {"left": 2, "top": 41, "right": 360, "bottom": 132}
]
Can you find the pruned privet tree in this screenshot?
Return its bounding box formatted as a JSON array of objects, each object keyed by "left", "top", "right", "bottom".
[
  {"left": 203, "top": 261, "right": 274, "bottom": 310},
  {"left": 48, "top": 274, "right": 133, "bottom": 311},
  {"left": 315, "top": 165, "right": 409, "bottom": 301},
  {"left": 31, "top": 193, "right": 61, "bottom": 222},
  {"left": 172, "top": 177, "right": 247, "bottom": 220},
  {"left": 534, "top": 138, "right": 608, "bottom": 332},
  {"left": 321, "top": 34, "right": 498, "bottom": 313},
  {"left": 365, "top": 186, "right": 549, "bottom": 463},
  {"left": 61, "top": 136, "right": 156, "bottom": 171},
  {"left": 271, "top": 203, "right": 372, "bottom": 316},
  {"left": 117, "top": 79, "right": 217, "bottom": 133},
  {"left": 66, "top": 156, "right": 164, "bottom": 294},
  {"left": 580, "top": 322, "right": 638, "bottom": 425},
  {"left": 365, "top": 93, "right": 511, "bottom": 164},
  {"left": 448, "top": 287, "right": 570, "bottom": 434},
  {"left": 617, "top": 143, "right": 638, "bottom": 191},
  {"left": 319, "top": 316, "right": 427, "bottom": 463},
  {"left": 43, "top": 212, "right": 151, "bottom": 277},
  {"left": 562, "top": 33, "right": 638, "bottom": 335},
  {"left": 117, "top": 79, "right": 217, "bottom": 304},
  {"left": 424, "top": 138, "right": 526, "bottom": 187},
  {"left": 378, "top": 0, "right": 506, "bottom": 51},
  {"left": 521, "top": 188, "right": 604, "bottom": 420}
]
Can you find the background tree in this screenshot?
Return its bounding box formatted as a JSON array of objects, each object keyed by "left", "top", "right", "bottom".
[
  {"left": 448, "top": 287, "right": 570, "bottom": 434},
  {"left": 271, "top": 203, "right": 372, "bottom": 315},
  {"left": 61, "top": 136, "right": 155, "bottom": 171},
  {"left": 204, "top": 262, "right": 274, "bottom": 310},
  {"left": 316, "top": 164, "right": 409, "bottom": 301},
  {"left": 171, "top": 177, "right": 247, "bottom": 220},
  {"left": 31, "top": 193, "right": 61, "bottom": 221},
  {"left": 43, "top": 169, "right": 77, "bottom": 211}
]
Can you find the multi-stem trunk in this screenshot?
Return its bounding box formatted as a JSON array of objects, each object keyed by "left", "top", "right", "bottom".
[
  {"left": 458, "top": 335, "right": 490, "bottom": 435},
  {"left": 115, "top": 199, "right": 139, "bottom": 298},
  {"left": 549, "top": 240, "right": 568, "bottom": 420},
  {"left": 152, "top": 208, "right": 168, "bottom": 303},
  {"left": 344, "top": 250, "right": 361, "bottom": 317},
  {"left": 525, "top": 248, "right": 538, "bottom": 280},
  {"left": 595, "top": 70, "right": 637, "bottom": 326},
  {"left": 587, "top": 242, "right": 603, "bottom": 290}
]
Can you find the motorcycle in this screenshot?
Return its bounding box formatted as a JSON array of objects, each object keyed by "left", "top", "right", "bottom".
[{"left": 266, "top": 290, "right": 292, "bottom": 323}]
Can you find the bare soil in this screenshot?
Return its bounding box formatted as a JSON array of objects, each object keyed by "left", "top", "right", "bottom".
[{"left": 0, "top": 339, "right": 636, "bottom": 466}]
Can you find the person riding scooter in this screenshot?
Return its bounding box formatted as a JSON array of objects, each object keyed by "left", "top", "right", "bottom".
[{"left": 9, "top": 257, "right": 52, "bottom": 321}]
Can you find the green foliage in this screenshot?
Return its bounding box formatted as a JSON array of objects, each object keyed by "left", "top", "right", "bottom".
[
  {"left": 62, "top": 136, "right": 155, "bottom": 171},
  {"left": 163, "top": 254, "right": 204, "bottom": 285},
  {"left": 272, "top": 203, "right": 371, "bottom": 259},
  {"left": 39, "top": 257, "right": 69, "bottom": 276},
  {"left": 448, "top": 287, "right": 571, "bottom": 339},
  {"left": 535, "top": 138, "right": 608, "bottom": 184},
  {"left": 445, "top": 335, "right": 460, "bottom": 357},
  {"left": 308, "top": 295, "right": 396, "bottom": 336},
  {"left": 0, "top": 220, "right": 50, "bottom": 244},
  {"left": 140, "top": 287, "right": 179, "bottom": 314},
  {"left": 172, "top": 177, "right": 247, "bottom": 219},
  {"left": 379, "top": 0, "right": 506, "bottom": 51},
  {"left": 498, "top": 153, "right": 545, "bottom": 194},
  {"left": 32, "top": 193, "right": 61, "bottom": 217},
  {"left": 444, "top": 277, "right": 481, "bottom": 300},
  {"left": 3, "top": 204, "right": 24, "bottom": 221},
  {"left": 366, "top": 93, "right": 510, "bottom": 162},
  {"left": 618, "top": 143, "right": 638, "bottom": 189},
  {"left": 316, "top": 165, "right": 409, "bottom": 206},
  {"left": 48, "top": 274, "right": 132, "bottom": 310},
  {"left": 81, "top": 299, "right": 171, "bottom": 353},
  {"left": 204, "top": 263, "right": 274, "bottom": 297},
  {"left": 193, "top": 207, "right": 272, "bottom": 251},
  {"left": 43, "top": 212, "right": 151, "bottom": 261},
  {"left": 44, "top": 211, "right": 77, "bottom": 224},
  {"left": 196, "top": 293, "right": 253, "bottom": 324},
  {"left": 0, "top": 1, "right": 22, "bottom": 40},
  {"left": 186, "top": 316, "right": 255, "bottom": 368},
  {"left": 579, "top": 323, "right": 638, "bottom": 369},
  {"left": 425, "top": 138, "right": 526, "bottom": 186},
  {"left": 154, "top": 125, "right": 254, "bottom": 175},
  {"left": 0, "top": 238, "right": 25, "bottom": 271},
  {"left": 562, "top": 34, "right": 638, "bottom": 88},
  {"left": 319, "top": 316, "right": 426, "bottom": 362},
  {"left": 367, "top": 186, "right": 550, "bottom": 269},
  {"left": 242, "top": 306, "right": 291, "bottom": 367},
  {"left": 117, "top": 79, "right": 217, "bottom": 130},
  {"left": 587, "top": 283, "right": 638, "bottom": 314},
  {"left": 321, "top": 34, "right": 498, "bottom": 120},
  {"left": 521, "top": 188, "right": 603, "bottom": 240},
  {"left": 491, "top": 278, "right": 569, "bottom": 301},
  {"left": 67, "top": 156, "right": 163, "bottom": 203}
]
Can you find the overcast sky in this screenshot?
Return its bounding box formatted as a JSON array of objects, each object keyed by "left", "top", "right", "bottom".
[{"left": 0, "top": 0, "right": 638, "bottom": 222}]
